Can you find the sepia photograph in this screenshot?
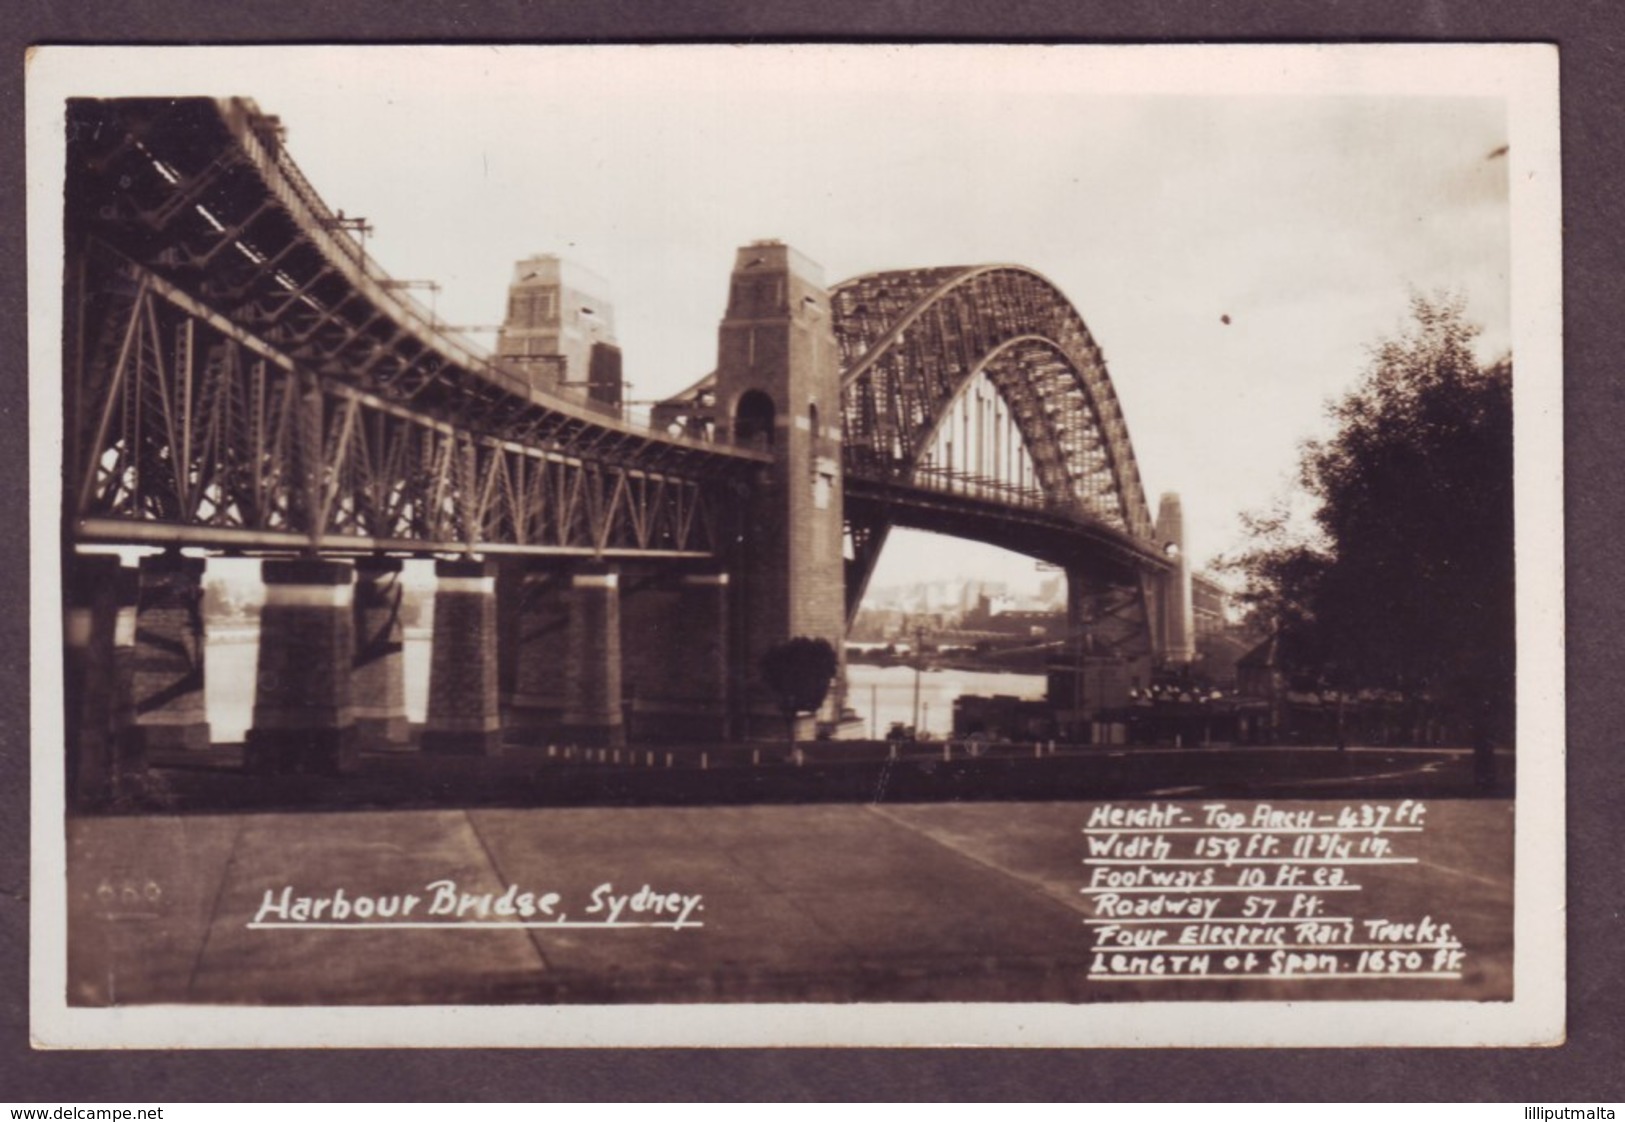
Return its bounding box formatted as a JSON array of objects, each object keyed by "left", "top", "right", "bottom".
[{"left": 26, "top": 43, "right": 1563, "bottom": 1048}]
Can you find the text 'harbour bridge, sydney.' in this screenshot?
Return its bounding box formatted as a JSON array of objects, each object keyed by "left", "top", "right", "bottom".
[{"left": 60, "top": 96, "right": 1199, "bottom": 789}]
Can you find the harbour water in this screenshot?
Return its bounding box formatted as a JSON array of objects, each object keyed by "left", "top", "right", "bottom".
[
  {"left": 205, "top": 630, "right": 431, "bottom": 743},
  {"left": 203, "top": 631, "right": 1043, "bottom": 743},
  {"left": 838, "top": 663, "right": 1046, "bottom": 739}
]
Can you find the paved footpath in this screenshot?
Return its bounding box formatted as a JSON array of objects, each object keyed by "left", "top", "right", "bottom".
[{"left": 65, "top": 800, "right": 1513, "bottom": 1006}]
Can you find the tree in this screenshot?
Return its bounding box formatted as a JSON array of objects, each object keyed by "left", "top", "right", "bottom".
[
  {"left": 1222, "top": 501, "right": 1333, "bottom": 678},
  {"left": 1223, "top": 294, "right": 1514, "bottom": 746},
  {"left": 760, "top": 636, "right": 839, "bottom": 751}
]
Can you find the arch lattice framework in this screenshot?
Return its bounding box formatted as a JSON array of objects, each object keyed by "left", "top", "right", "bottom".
[
  {"left": 834, "top": 265, "right": 1153, "bottom": 536},
  {"left": 833, "top": 265, "right": 1157, "bottom": 616}
]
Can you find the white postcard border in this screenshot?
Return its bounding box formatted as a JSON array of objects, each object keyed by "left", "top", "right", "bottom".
[{"left": 26, "top": 42, "right": 1564, "bottom": 1049}]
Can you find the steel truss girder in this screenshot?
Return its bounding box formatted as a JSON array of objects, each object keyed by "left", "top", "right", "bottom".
[
  {"left": 64, "top": 97, "right": 761, "bottom": 485},
  {"left": 1069, "top": 572, "right": 1158, "bottom": 663},
  {"left": 68, "top": 253, "right": 724, "bottom": 558},
  {"left": 842, "top": 506, "right": 893, "bottom": 625}
]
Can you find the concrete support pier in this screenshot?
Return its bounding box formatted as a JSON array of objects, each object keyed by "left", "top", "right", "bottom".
[
  {"left": 563, "top": 565, "right": 624, "bottom": 747},
  {"left": 65, "top": 554, "right": 127, "bottom": 805},
  {"left": 620, "top": 569, "right": 731, "bottom": 742},
  {"left": 495, "top": 558, "right": 525, "bottom": 711},
  {"left": 352, "top": 556, "right": 410, "bottom": 749},
  {"left": 508, "top": 565, "right": 572, "bottom": 742},
  {"left": 618, "top": 570, "right": 675, "bottom": 744},
  {"left": 424, "top": 559, "right": 502, "bottom": 755},
  {"left": 673, "top": 569, "right": 732, "bottom": 740},
  {"left": 1058, "top": 568, "right": 1154, "bottom": 734},
  {"left": 245, "top": 558, "right": 358, "bottom": 775},
  {"left": 130, "top": 552, "right": 211, "bottom": 753}
]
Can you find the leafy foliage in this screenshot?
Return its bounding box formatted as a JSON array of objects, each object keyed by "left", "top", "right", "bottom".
[
  {"left": 1221, "top": 501, "right": 1332, "bottom": 674},
  {"left": 760, "top": 636, "right": 839, "bottom": 718},
  {"left": 1223, "top": 294, "right": 1514, "bottom": 737}
]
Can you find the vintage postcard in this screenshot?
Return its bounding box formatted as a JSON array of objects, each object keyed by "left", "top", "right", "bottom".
[{"left": 26, "top": 43, "right": 1563, "bottom": 1047}]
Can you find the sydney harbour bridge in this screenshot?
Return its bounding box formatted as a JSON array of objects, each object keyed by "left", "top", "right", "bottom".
[{"left": 59, "top": 97, "right": 1197, "bottom": 796}]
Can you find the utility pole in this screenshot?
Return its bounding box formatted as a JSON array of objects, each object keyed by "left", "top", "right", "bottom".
[
  {"left": 1073, "top": 619, "right": 1086, "bottom": 745},
  {"left": 911, "top": 625, "right": 925, "bottom": 738},
  {"left": 321, "top": 210, "right": 373, "bottom": 276},
  {"left": 379, "top": 279, "right": 441, "bottom": 325}
]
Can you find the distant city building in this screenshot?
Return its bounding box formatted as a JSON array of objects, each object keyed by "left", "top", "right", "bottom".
[
  {"left": 496, "top": 254, "right": 623, "bottom": 415},
  {"left": 1036, "top": 574, "right": 1065, "bottom": 610},
  {"left": 962, "top": 592, "right": 1064, "bottom": 639}
]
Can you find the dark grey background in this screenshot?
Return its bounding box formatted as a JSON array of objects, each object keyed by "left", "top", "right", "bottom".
[{"left": 3, "top": 1, "right": 1619, "bottom": 1103}]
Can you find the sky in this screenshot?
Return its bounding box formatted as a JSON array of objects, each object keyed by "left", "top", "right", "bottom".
[{"left": 41, "top": 45, "right": 1517, "bottom": 593}]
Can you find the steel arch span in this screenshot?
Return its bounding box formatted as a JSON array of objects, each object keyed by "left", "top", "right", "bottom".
[{"left": 831, "top": 264, "right": 1164, "bottom": 619}]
